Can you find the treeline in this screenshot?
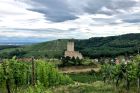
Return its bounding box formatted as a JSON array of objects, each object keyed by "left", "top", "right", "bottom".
[
  {"left": 60, "top": 56, "right": 82, "bottom": 66},
  {"left": 0, "top": 45, "right": 19, "bottom": 50},
  {"left": 0, "top": 33, "right": 140, "bottom": 59},
  {"left": 75, "top": 33, "right": 140, "bottom": 58}
]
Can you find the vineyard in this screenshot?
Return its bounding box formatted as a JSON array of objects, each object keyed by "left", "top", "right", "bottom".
[
  {"left": 0, "top": 57, "right": 73, "bottom": 93},
  {"left": 100, "top": 55, "right": 140, "bottom": 93},
  {"left": 0, "top": 55, "right": 140, "bottom": 93}
]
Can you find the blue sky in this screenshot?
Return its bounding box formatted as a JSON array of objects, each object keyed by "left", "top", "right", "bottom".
[{"left": 0, "top": 0, "right": 140, "bottom": 42}]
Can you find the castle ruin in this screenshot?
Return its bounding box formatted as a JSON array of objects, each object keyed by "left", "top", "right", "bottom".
[{"left": 64, "top": 41, "right": 83, "bottom": 59}]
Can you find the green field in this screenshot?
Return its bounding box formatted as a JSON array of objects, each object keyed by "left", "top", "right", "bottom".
[{"left": 68, "top": 72, "right": 102, "bottom": 83}]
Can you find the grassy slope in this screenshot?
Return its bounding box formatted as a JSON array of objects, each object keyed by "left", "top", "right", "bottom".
[{"left": 22, "top": 39, "right": 68, "bottom": 58}]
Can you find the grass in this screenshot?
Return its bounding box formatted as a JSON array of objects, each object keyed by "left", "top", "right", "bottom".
[
  {"left": 49, "top": 72, "right": 115, "bottom": 93},
  {"left": 1, "top": 71, "right": 137, "bottom": 93},
  {"left": 7, "top": 81, "right": 138, "bottom": 93},
  {"left": 50, "top": 81, "right": 115, "bottom": 93},
  {"left": 68, "top": 72, "right": 102, "bottom": 83},
  {"left": 49, "top": 81, "right": 138, "bottom": 93}
]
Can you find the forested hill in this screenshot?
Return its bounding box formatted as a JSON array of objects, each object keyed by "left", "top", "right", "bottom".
[
  {"left": 75, "top": 33, "right": 140, "bottom": 58},
  {"left": 0, "top": 33, "right": 140, "bottom": 58},
  {"left": 0, "top": 45, "right": 19, "bottom": 50}
]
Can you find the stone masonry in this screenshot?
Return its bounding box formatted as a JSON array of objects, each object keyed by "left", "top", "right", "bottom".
[{"left": 64, "top": 41, "right": 83, "bottom": 59}]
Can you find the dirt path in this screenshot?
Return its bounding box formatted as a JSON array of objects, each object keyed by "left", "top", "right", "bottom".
[{"left": 59, "top": 66, "right": 100, "bottom": 73}]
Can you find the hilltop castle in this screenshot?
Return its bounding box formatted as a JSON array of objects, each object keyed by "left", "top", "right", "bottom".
[{"left": 64, "top": 40, "right": 83, "bottom": 59}]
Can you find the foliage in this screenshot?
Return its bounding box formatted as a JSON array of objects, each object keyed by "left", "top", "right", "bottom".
[
  {"left": 0, "top": 33, "right": 140, "bottom": 59},
  {"left": 0, "top": 45, "right": 19, "bottom": 50},
  {"left": 60, "top": 56, "right": 82, "bottom": 66},
  {"left": 0, "top": 57, "right": 73, "bottom": 92},
  {"left": 0, "top": 48, "right": 26, "bottom": 58},
  {"left": 36, "top": 60, "right": 73, "bottom": 87},
  {"left": 100, "top": 55, "right": 140, "bottom": 92},
  {"left": 76, "top": 33, "right": 140, "bottom": 58}
]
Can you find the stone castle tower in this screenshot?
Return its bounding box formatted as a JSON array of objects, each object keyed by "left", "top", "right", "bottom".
[
  {"left": 64, "top": 40, "right": 83, "bottom": 59},
  {"left": 67, "top": 41, "right": 74, "bottom": 51}
]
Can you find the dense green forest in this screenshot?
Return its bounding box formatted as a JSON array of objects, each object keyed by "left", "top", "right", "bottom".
[
  {"left": 76, "top": 33, "right": 140, "bottom": 58},
  {"left": 0, "top": 45, "right": 19, "bottom": 50},
  {"left": 0, "top": 33, "right": 140, "bottom": 58}
]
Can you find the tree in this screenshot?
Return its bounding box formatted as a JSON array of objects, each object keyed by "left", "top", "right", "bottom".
[
  {"left": 71, "top": 57, "right": 76, "bottom": 65},
  {"left": 76, "top": 57, "right": 82, "bottom": 65}
]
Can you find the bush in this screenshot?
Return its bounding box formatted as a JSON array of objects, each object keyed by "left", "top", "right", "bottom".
[{"left": 35, "top": 60, "right": 73, "bottom": 87}]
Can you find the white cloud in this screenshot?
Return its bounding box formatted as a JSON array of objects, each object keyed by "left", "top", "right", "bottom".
[{"left": 0, "top": 0, "right": 140, "bottom": 42}]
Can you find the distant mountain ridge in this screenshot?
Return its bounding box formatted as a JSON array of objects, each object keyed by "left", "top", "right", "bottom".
[
  {"left": 0, "top": 42, "right": 38, "bottom": 45},
  {"left": 0, "top": 33, "right": 140, "bottom": 58}
]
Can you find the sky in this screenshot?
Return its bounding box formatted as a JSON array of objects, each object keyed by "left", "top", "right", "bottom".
[{"left": 0, "top": 0, "right": 140, "bottom": 43}]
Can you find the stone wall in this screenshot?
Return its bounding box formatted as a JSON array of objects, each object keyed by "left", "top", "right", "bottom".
[
  {"left": 64, "top": 51, "right": 83, "bottom": 59},
  {"left": 64, "top": 41, "right": 83, "bottom": 59}
]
